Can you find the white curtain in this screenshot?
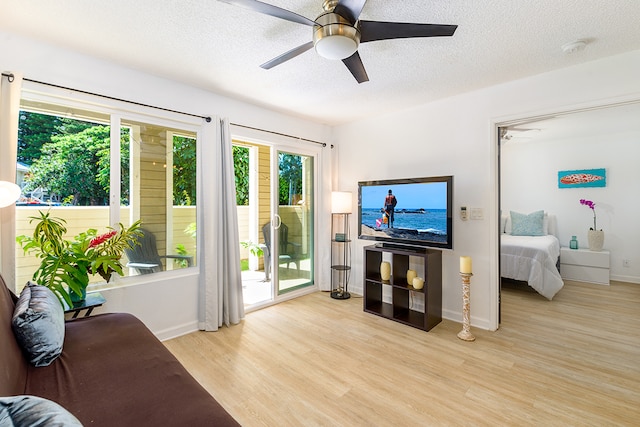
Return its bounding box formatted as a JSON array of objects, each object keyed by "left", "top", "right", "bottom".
[
  {"left": 0, "top": 72, "right": 22, "bottom": 287},
  {"left": 198, "top": 117, "right": 244, "bottom": 331}
]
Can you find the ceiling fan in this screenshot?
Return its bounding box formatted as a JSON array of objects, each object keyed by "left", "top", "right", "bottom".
[{"left": 217, "top": 0, "right": 458, "bottom": 83}]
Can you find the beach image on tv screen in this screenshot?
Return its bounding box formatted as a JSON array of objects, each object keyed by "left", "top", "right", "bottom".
[{"left": 360, "top": 182, "right": 448, "bottom": 244}]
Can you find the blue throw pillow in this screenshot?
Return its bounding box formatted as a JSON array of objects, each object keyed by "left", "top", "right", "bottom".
[
  {"left": 12, "top": 282, "right": 65, "bottom": 367},
  {"left": 510, "top": 210, "right": 545, "bottom": 236},
  {"left": 0, "top": 395, "right": 82, "bottom": 426}
]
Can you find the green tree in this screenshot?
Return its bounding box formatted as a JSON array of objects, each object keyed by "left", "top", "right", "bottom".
[
  {"left": 18, "top": 112, "right": 96, "bottom": 165},
  {"left": 173, "top": 136, "right": 197, "bottom": 205},
  {"left": 233, "top": 146, "right": 249, "bottom": 206},
  {"left": 57, "top": 117, "right": 95, "bottom": 135},
  {"left": 278, "top": 153, "right": 302, "bottom": 205},
  {"left": 25, "top": 125, "right": 128, "bottom": 206},
  {"left": 17, "top": 112, "right": 62, "bottom": 165}
]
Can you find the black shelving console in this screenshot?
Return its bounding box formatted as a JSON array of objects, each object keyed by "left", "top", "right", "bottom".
[{"left": 363, "top": 244, "right": 442, "bottom": 331}]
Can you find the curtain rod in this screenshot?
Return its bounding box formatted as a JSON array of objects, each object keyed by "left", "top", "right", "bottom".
[
  {"left": 2, "top": 73, "right": 330, "bottom": 148},
  {"left": 230, "top": 122, "right": 328, "bottom": 147},
  {"left": 2, "top": 73, "right": 211, "bottom": 122}
]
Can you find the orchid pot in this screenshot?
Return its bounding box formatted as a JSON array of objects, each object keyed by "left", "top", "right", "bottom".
[
  {"left": 587, "top": 229, "right": 604, "bottom": 251},
  {"left": 580, "top": 199, "right": 604, "bottom": 251}
]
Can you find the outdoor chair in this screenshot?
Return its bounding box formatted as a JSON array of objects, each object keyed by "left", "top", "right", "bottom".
[
  {"left": 261, "top": 222, "right": 301, "bottom": 278},
  {"left": 125, "top": 228, "right": 193, "bottom": 274}
]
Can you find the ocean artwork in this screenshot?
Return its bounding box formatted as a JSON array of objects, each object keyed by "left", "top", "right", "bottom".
[{"left": 558, "top": 168, "right": 606, "bottom": 188}]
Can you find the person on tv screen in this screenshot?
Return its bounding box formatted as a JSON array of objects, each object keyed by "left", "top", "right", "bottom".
[{"left": 384, "top": 189, "right": 397, "bottom": 228}]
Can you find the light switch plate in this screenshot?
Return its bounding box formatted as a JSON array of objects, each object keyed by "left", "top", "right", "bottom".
[{"left": 470, "top": 208, "right": 484, "bottom": 220}]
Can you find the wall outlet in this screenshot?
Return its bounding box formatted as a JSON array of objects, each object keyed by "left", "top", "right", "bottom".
[{"left": 623, "top": 259, "right": 631, "bottom": 268}]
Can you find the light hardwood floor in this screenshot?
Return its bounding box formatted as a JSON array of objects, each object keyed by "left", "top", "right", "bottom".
[{"left": 164, "top": 280, "right": 640, "bottom": 426}]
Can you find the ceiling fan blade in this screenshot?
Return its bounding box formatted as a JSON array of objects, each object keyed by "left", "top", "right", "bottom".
[
  {"left": 334, "top": 0, "right": 367, "bottom": 25},
  {"left": 260, "top": 41, "right": 314, "bottom": 69},
  {"left": 217, "top": 0, "right": 315, "bottom": 27},
  {"left": 359, "top": 20, "right": 457, "bottom": 43},
  {"left": 342, "top": 51, "right": 369, "bottom": 84}
]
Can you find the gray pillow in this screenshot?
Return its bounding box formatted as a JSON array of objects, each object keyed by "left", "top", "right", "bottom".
[
  {"left": 510, "top": 210, "right": 545, "bottom": 236},
  {"left": 0, "top": 395, "right": 82, "bottom": 426},
  {"left": 12, "top": 282, "right": 65, "bottom": 367}
]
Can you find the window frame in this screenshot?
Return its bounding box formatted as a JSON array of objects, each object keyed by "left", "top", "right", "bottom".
[{"left": 15, "top": 83, "right": 203, "bottom": 289}]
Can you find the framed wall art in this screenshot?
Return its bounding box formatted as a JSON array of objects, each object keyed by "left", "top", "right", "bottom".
[{"left": 558, "top": 168, "right": 606, "bottom": 188}]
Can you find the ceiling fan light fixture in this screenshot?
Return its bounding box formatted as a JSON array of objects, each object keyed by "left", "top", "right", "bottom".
[
  {"left": 313, "top": 12, "right": 360, "bottom": 60},
  {"left": 315, "top": 34, "right": 358, "bottom": 59}
]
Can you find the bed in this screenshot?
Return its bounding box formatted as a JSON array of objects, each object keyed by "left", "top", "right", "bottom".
[{"left": 500, "top": 211, "right": 564, "bottom": 300}]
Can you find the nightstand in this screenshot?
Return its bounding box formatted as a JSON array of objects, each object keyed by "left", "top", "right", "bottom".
[{"left": 560, "top": 247, "right": 610, "bottom": 285}]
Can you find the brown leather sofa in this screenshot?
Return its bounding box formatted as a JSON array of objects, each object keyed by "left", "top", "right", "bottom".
[{"left": 0, "top": 273, "right": 238, "bottom": 426}]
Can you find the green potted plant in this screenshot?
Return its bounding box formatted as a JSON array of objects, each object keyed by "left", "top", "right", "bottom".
[
  {"left": 17, "top": 210, "right": 142, "bottom": 307},
  {"left": 241, "top": 240, "right": 265, "bottom": 267},
  {"left": 240, "top": 240, "right": 264, "bottom": 259},
  {"left": 174, "top": 222, "right": 197, "bottom": 268}
]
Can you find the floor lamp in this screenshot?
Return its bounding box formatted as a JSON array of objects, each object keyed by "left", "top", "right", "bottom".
[{"left": 330, "top": 191, "right": 352, "bottom": 300}]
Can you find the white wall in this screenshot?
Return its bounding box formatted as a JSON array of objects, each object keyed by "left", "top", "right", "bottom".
[
  {"left": 334, "top": 49, "right": 640, "bottom": 330},
  {"left": 4, "top": 29, "right": 640, "bottom": 334},
  {"left": 502, "top": 124, "right": 640, "bottom": 283},
  {"left": 0, "top": 30, "right": 333, "bottom": 339}
]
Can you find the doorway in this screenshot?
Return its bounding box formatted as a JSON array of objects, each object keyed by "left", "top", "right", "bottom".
[
  {"left": 236, "top": 140, "right": 316, "bottom": 309},
  {"left": 496, "top": 100, "right": 640, "bottom": 323}
]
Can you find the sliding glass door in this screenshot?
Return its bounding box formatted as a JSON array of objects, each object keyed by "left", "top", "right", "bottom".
[
  {"left": 272, "top": 150, "right": 314, "bottom": 295},
  {"left": 238, "top": 141, "right": 316, "bottom": 308}
]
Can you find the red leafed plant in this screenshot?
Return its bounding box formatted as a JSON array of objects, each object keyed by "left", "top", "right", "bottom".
[{"left": 17, "top": 211, "right": 142, "bottom": 307}]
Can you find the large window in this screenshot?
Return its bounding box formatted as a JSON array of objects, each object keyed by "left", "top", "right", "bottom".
[{"left": 15, "top": 95, "right": 199, "bottom": 291}]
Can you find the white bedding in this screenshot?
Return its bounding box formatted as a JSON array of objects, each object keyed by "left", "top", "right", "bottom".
[{"left": 500, "top": 234, "right": 564, "bottom": 300}]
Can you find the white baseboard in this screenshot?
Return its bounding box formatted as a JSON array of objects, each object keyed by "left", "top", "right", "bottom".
[
  {"left": 156, "top": 321, "right": 199, "bottom": 342},
  {"left": 610, "top": 274, "right": 640, "bottom": 284},
  {"left": 347, "top": 289, "right": 493, "bottom": 331},
  {"left": 442, "top": 308, "right": 492, "bottom": 331}
]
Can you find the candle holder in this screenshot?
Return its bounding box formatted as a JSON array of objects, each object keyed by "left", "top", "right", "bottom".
[{"left": 457, "top": 272, "right": 475, "bottom": 342}]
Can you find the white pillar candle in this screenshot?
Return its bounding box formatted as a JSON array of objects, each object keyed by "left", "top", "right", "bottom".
[{"left": 460, "top": 256, "right": 472, "bottom": 274}]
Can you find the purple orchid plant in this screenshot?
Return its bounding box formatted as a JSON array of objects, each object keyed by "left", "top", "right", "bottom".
[{"left": 580, "top": 199, "right": 598, "bottom": 230}]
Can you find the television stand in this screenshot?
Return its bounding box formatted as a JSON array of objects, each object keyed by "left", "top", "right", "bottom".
[{"left": 363, "top": 244, "right": 442, "bottom": 331}]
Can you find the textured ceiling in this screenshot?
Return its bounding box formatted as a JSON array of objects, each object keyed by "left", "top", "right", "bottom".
[{"left": 1, "top": 0, "right": 640, "bottom": 125}]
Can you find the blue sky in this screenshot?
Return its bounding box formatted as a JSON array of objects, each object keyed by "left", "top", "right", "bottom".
[{"left": 360, "top": 182, "right": 447, "bottom": 209}]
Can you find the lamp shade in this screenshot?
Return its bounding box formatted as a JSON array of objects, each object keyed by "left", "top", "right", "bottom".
[
  {"left": 0, "top": 181, "right": 21, "bottom": 208},
  {"left": 331, "top": 191, "right": 352, "bottom": 214},
  {"left": 315, "top": 35, "right": 358, "bottom": 60}
]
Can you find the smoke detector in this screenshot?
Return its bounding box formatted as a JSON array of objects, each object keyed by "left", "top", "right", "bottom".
[{"left": 561, "top": 39, "right": 587, "bottom": 54}]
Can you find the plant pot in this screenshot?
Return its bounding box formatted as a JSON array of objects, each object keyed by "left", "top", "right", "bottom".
[
  {"left": 70, "top": 288, "right": 87, "bottom": 303},
  {"left": 588, "top": 229, "right": 604, "bottom": 251}
]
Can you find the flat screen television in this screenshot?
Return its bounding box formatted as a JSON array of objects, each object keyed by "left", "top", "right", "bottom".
[{"left": 358, "top": 176, "right": 453, "bottom": 250}]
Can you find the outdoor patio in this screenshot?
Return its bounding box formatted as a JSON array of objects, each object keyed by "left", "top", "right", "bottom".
[{"left": 241, "top": 256, "right": 312, "bottom": 306}]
